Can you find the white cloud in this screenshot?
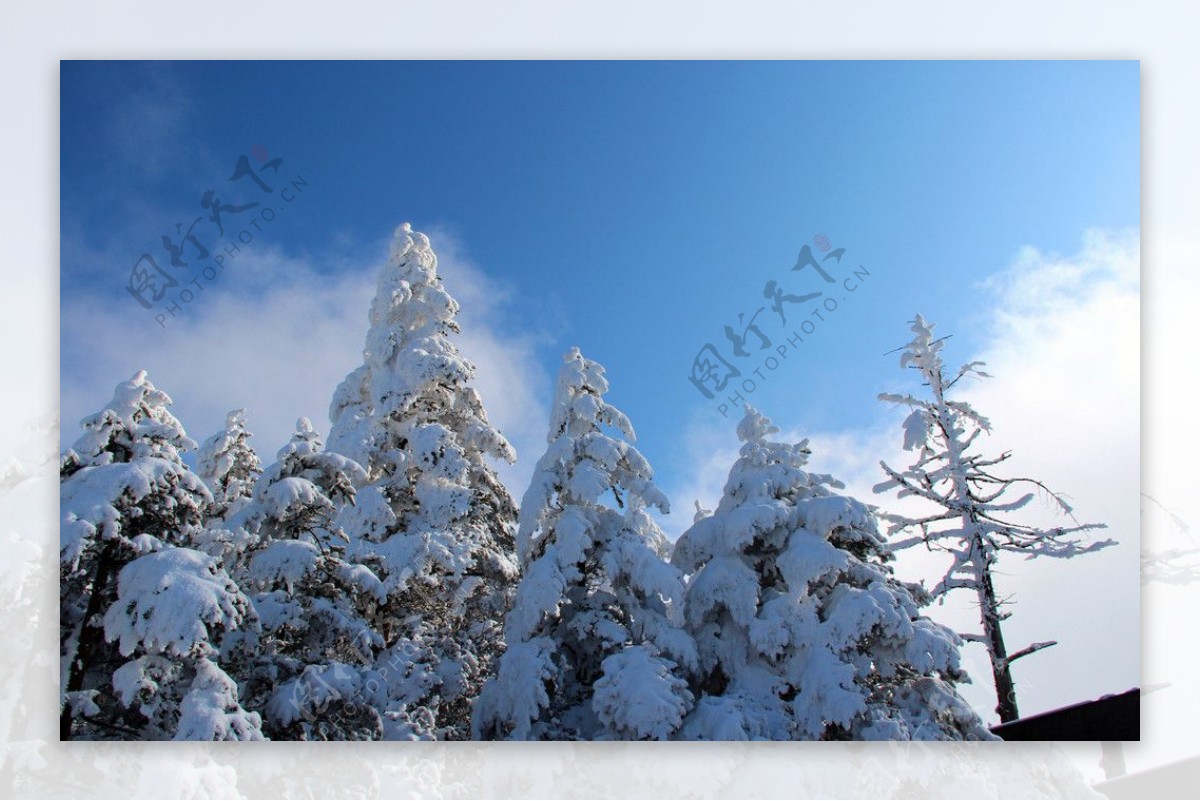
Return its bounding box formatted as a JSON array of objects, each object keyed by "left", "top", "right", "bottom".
[{"left": 61, "top": 245, "right": 373, "bottom": 466}]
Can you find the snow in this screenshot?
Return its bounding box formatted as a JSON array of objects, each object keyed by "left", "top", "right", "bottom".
[
  {"left": 103, "top": 548, "right": 249, "bottom": 659},
  {"left": 335, "top": 484, "right": 396, "bottom": 543},
  {"left": 175, "top": 659, "right": 263, "bottom": 741},
  {"left": 260, "top": 476, "right": 333, "bottom": 521},
  {"left": 901, "top": 408, "right": 931, "bottom": 451},
  {"left": 470, "top": 637, "right": 556, "bottom": 741},
  {"left": 112, "top": 655, "right": 170, "bottom": 708},
  {"left": 592, "top": 646, "right": 693, "bottom": 740},
  {"left": 248, "top": 539, "right": 321, "bottom": 591},
  {"left": 60, "top": 458, "right": 209, "bottom": 571},
  {"left": 268, "top": 662, "right": 365, "bottom": 727}
]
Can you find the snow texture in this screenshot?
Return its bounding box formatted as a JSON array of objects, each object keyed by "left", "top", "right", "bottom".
[{"left": 103, "top": 548, "right": 248, "bottom": 659}]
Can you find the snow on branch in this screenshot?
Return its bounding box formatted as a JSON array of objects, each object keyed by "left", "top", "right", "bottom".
[{"left": 1005, "top": 640, "right": 1058, "bottom": 665}]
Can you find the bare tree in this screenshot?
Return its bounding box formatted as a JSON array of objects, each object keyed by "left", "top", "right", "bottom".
[{"left": 874, "top": 315, "right": 1114, "bottom": 723}]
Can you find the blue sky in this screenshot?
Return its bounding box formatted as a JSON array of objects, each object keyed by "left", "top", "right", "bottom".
[
  {"left": 60, "top": 61, "right": 1140, "bottom": 722},
  {"left": 61, "top": 60, "right": 1137, "bottom": 481}
]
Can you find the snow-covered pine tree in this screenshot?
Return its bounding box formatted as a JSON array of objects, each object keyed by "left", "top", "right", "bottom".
[
  {"left": 198, "top": 409, "right": 262, "bottom": 520},
  {"left": 874, "top": 314, "right": 1114, "bottom": 723},
  {"left": 672, "top": 405, "right": 993, "bottom": 741},
  {"left": 473, "top": 348, "right": 695, "bottom": 741},
  {"left": 326, "top": 223, "right": 519, "bottom": 739},
  {"left": 60, "top": 371, "right": 261, "bottom": 740},
  {"left": 223, "top": 417, "right": 383, "bottom": 740}
]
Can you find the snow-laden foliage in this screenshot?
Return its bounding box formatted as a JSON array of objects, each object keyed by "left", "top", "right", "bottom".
[
  {"left": 61, "top": 370, "right": 197, "bottom": 471},
  {"left": 103, "top": 548, "right": 262, "bottom": 740},
  {"left": 59, "top": 371, "right": 260, "bottom": 740},
  {"left": 473, "top": 349, "right": 695, "bottom": 741},
  {"left": 104, "top": 548, "right": 248, "bottom": 659},
  {"left": 875, "top": 315, "right": 1113, "bottom": 722},
  {"left": 59, "top": 370, "right": 208, "bottom": 577},
  {"left": 326, "top": 224, "right": 519, "bottom": 739},
  {"left": 174, "top": 658, "right": 264, "bottom": 741},
  {"left": 673, "top": 405, "right": 994, "bottom": 741},
  {"left": 591, "top": 645, "right": 693, "bottom": 740},
  {"left": 222, "top": 418, "right": 383, "bottom": 740},
  {"left": 197, "top": 409, "right": 262, "bottom": 520}
]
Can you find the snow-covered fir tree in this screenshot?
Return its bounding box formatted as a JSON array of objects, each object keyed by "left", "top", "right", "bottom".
[
  {"left": 874, "top": 314, "right": 1113, "bottom": 723},
  {"left": 672, "top": 405, "right": 994, "bottom": 741},
  {"left": 197, "top": 408, "right": 262, "bottom": 520},
  {"left": 473, "top": 348, "right": 695, "bottom": 741},
  {"left": 222, "top": 418, "right": 383, "bottom": 739},
  {"left": 60, "top": 371, "right": 261, "bottom": 740},
  {"left": 326, "top": 223, "right": 520, "bottom": 739}
]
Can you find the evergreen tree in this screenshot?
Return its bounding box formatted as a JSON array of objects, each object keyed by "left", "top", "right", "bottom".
[
  {"left": 197, "top": 408, "right": 262, "bottom": 520},
  {"left": 326, "top": 223, "right": 519, "bottom": 739},
  {"left": 60, "top": 371, "right": 260, "bottom": 740},
  {"left": 673, "top": 406, "right": 993, "bottom": 741},
  {"left": 473, "top": 348, "right": 695, "bottom": 741},
  {"left": 223, "top": 418, "right": 382, "bottom": 739},
  {"left": 875, "top": 314, "right": 1113, "bottom": 723}
]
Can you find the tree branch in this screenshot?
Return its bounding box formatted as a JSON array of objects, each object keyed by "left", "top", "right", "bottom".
[{"left": 1006, "top": 640, "right": 1057, "bottom": 664}]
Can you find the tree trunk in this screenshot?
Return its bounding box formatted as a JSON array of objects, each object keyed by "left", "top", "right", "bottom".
[
  {"left": 60, "top": 547, "right": 117, "bottom": 740},
  {"left": 978, "top": 566, "right": 1019, "bottom": 723}
]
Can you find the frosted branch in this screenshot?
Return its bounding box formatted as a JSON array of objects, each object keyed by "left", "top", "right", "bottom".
[{"left": 1005, "top": 640, "right": 1057, "bottom": 664}]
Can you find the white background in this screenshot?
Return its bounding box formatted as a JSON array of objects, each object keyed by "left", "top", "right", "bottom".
[{"left": 3, "top": 1, "right": 1197, "bottom": 797}]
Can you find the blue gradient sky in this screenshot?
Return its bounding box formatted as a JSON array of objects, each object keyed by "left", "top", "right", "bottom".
[{"left": 61, "top": 61, "right": 1138, "bottom": 465}]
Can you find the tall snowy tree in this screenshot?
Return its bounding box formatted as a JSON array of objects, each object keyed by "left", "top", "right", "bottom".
[
  {"left": 473, "top": 348, "right": 695, "bottom": 741},
  {"left": 220, "top": 418, "right": 384, "bottom": 739},
  {"left": 874, "top": 314, "right": 1114, "bottom": 723},
  {"left": 197, "top": 408, "right": 262, "bottom": 520},
  {"left": 326, "top": 223, "right": 519, "bottom": 739},
  {"left": 60, "top": 371, "right": 260, "bottom": 740},
  {"left": 673, "top": 406, "right": 993, "bottom": 741}
]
